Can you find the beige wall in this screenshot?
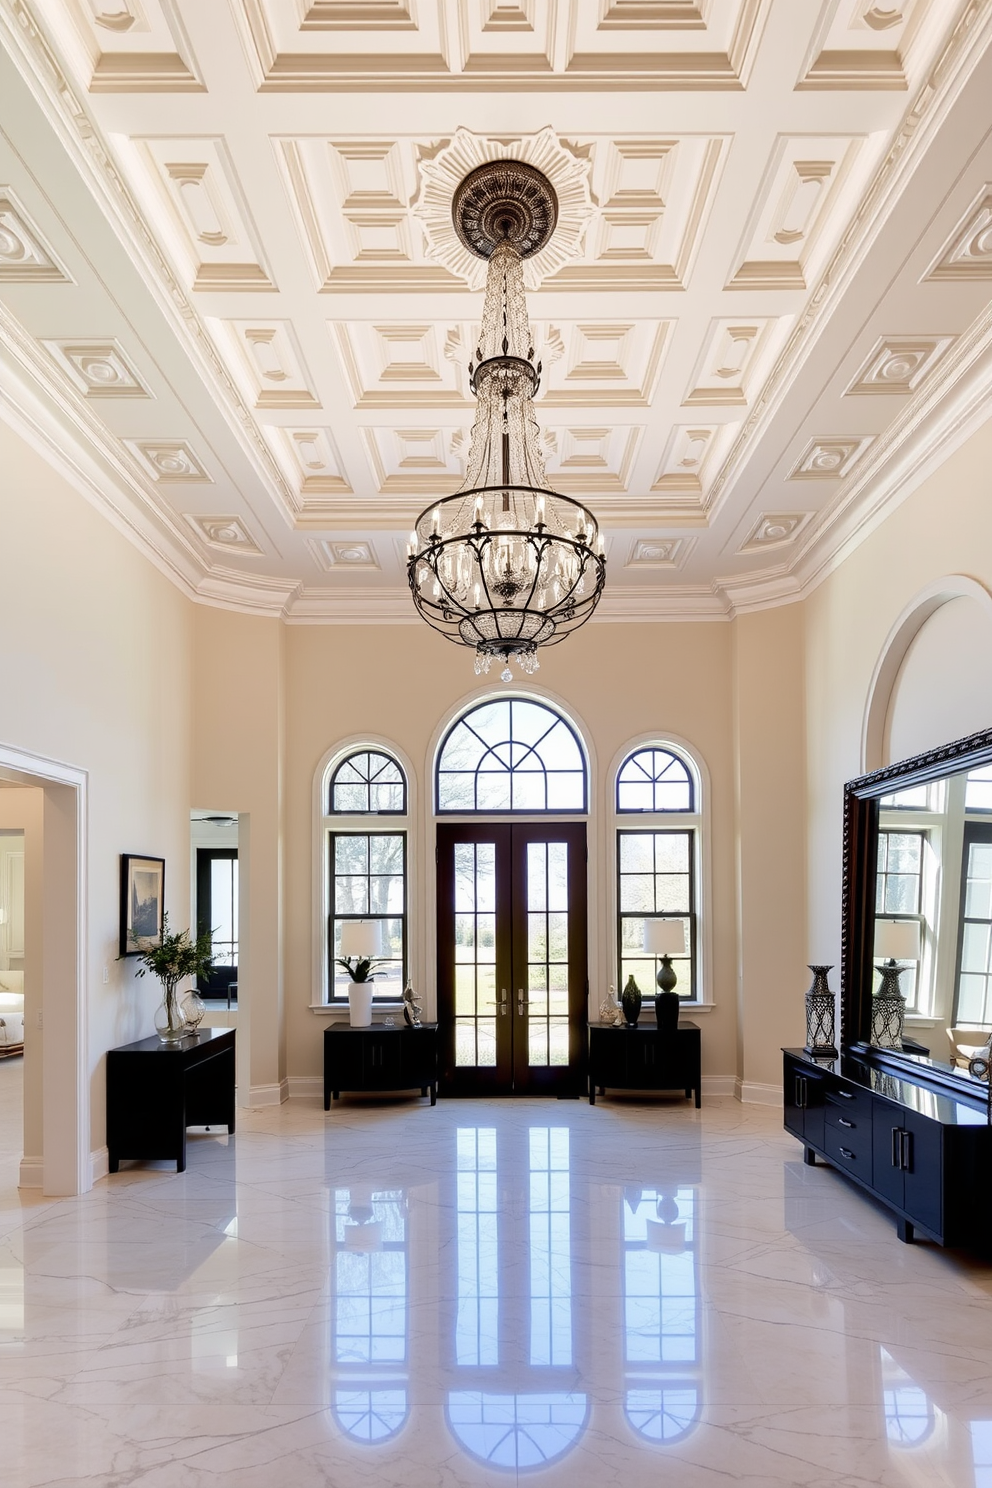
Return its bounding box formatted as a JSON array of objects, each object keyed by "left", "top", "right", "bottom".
[
  {"left": 805, "top": 417, "right": 992, "bottom": 983},
  {"left": 0, "top": 424, "right": 193, "bottom": 1162}
]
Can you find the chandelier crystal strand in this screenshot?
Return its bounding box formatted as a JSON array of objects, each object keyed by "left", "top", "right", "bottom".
[{"left": 407, "top": 162, "right": 606, "bottom": 679}]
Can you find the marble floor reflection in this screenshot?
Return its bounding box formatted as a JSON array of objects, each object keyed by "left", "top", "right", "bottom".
[{"left": 2, "top": 1088, "right": 992, "bottom": 1484}]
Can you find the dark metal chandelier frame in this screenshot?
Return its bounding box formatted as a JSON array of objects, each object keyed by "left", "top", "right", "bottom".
[{"left": 407, "top": 160, "right": 607, "bottom": 679}]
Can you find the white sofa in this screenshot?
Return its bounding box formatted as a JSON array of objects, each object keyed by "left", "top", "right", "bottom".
[{"left": 0, "top": 971, "right": 24, "bottom": 1055}]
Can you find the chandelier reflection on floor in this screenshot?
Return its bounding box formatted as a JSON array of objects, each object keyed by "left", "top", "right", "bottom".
[{"left": 407, "top": 162, "right": 607, "bottom": 680}]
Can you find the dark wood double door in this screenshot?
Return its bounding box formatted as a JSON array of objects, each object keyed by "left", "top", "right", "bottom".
[{"left": 437, "top": 823, "right": 587, "bottom": 1097}]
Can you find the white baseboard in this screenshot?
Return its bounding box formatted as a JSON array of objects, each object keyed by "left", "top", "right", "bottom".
[
  {"left": 90, "top": 1146, "right": 109, "bottom": 1184},
  {"left": 287, "top": 1075, "right": 323, "bottom": 1100},
  {"left": 18, "top": 1155, "right": 43, "bottom": 1189},
  {"left": 736, "top": 1078, "right": 783, "bottom": 1107},
  {"left": 701, "top": 1075, "right": 736, "bottom": 1096},
  {"left": 247, "top": 1078, "right": 289, "bottom": 1106}
]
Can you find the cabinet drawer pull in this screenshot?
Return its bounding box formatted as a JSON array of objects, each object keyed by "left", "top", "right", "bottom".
[
  {"left": 835, "top": 1090, "right": 855, "bottom": 1100},
  {"left": 839, "top": 1147, "right": 855, "bottom": 1160},
  {"left": 837, "top": 1117, "right": 854, "bottom": 1128},
  {"left": 891, "top": 1127, "right": 900, "bottom": 1168}
]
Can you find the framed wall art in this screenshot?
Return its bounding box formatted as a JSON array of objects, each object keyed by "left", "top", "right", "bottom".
[{"left": 119, "top": 854, "right": 165, "bottom": 956}]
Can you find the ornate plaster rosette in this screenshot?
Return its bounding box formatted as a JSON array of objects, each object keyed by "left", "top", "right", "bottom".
[{"left": 413, "top": 127, "right": 594, "bottom": 291}]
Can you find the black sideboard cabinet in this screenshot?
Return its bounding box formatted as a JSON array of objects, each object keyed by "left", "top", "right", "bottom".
[
  {"left": 107, "top": 1027, "right": 236, "bottom": 1173},
  {"left": 324, "top": 1022, "right": 438, "bottom": 1108},
  {"left": 588, "top": 1021, "right": 701, "bottom": 1107},
  {"left": 783, "top": 1047, "right": 992, "bottom": 1247}
]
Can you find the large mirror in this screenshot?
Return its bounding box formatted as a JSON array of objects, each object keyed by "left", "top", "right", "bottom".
[{"left": 842, "top": 727, "right": 992, "bottom": 1095}]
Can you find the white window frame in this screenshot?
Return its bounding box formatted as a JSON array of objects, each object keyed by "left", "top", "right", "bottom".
[
  {"left": 311, "top": 738, "right": 416, "bottom": 1012},
  {"left": 608, "top": 735, "right": 713, "bottom": 1011}
]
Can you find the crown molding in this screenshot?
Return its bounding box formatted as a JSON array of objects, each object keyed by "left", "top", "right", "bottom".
[
  {"left": 0, "top": 0, "right": 302, "bottom": 526},
  {"left": 702, "top": 0, "right": 992, "bottom": 527}
]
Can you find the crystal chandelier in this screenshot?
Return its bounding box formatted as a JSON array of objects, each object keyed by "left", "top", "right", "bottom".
[{"left": 407, "top": 162, "right": 606, "bottom": 680}]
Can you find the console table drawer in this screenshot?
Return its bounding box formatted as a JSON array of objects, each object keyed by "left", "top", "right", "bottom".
[
  {"left": 823, "top": 1083, "right": 872, "bottom": 1121},
  {"left": 823, "top": 1121, "right": 872, "bottom": 1184},
  {"left": 824, "top": 1104, "right": 868, "bottom": 1141}
]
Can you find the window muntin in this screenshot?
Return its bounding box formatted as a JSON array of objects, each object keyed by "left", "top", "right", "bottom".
[
  {"left": 330, "top": 750, "right": 406, "bottom": 815},
  {"left": 617, "top": 830, "right": 695, "bottom": 999},
  {"left": 617, "top": 749, "right": 693, "bottom": 814},
  {"left": 437, "top": 699, "right": 586, "bottom": 814},
  {"left": 329, "top": 832, "right": 406, "bottom": 1001},
  {"left": 875, "top": 830, "right": 924, "bottom": 1009},
  {"left": 955, "top": 825, "right": 992, "bottom": 1024}
]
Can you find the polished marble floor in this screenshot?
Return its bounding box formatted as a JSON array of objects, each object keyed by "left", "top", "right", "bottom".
[{"left": 1, "top": 1066, "right": 992, "bottom": 1485}]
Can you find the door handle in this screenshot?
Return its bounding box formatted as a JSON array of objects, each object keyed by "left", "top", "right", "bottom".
[
  {"left": 517, "top": 989, "right": 531, "bottom": 1014},
  {"left": 900, "top": 1130, "right": 912, "bottom": 1172},
  {"left": 891, "top": 1127, "right": 900, "bottom": 1169},
  {"left": 795, "top": 1076, "right": 805, "bottom": 1109},
  {"left": 486, "top": 990, "right": 509, "bottom": 1016}
]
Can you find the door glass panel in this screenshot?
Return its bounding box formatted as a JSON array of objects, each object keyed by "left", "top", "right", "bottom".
[
  {"left": 527, "top": 842, "right": 570, "bottom": 1067},
  {"left": 453, "top": 843, "right": 497, "bottom": 1066}
]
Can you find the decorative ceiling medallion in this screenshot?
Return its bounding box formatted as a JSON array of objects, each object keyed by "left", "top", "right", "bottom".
[
  {"left": 41, "top": 339, "right": 149, "bottom": 398},
  {"left": 737, "top": 512, "right": 812, "bottom": 552},
  {"left": 126, "top": 439, "right": 210, "bottom": 482},
  {"left": 789, "top": 437, "right": 872, "bottom": 480},
  {"left": 307, "top": 539, "right": 379, "bottom": 571},
  {"left": 184, "top": 515, "right": 263, "bottom": 555},
  {"left": 0, "top": 190, "right": 70, "bottom": 282},
  {"left": 626, "top": 538, "right": 690, "bottom": 568},
  {"left": 927, "top": 190, "right": 992, "bottom": 279},
  {"left": 846, "top": 335, "right": 954, "bottom": 395},
  {"left": 413, "top": 128, "right": 594, "bottom": 290}
]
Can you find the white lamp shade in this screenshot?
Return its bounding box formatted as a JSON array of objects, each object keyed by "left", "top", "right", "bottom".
[
  {"left": 339, "top": 920, "right": 380, "bottom": 958},
  {"left": 874, "top": 918, "right": 921, "bottom": 961},
  {"left": 643, "top": 918, "right": 686, "bottom": 956}
]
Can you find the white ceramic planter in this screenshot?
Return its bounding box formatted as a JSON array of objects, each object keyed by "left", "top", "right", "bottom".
[{"left": 348, "top": 981, "right": 373, "bottom": 1027}]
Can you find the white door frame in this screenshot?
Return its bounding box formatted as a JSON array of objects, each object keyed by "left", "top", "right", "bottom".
[{"left": 0, "top": 742, "right": 88, "bottom": 1196}]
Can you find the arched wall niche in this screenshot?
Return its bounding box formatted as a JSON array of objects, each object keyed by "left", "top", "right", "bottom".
[{"left": 861, "top": 577, "right": 992, "bottom": 771}]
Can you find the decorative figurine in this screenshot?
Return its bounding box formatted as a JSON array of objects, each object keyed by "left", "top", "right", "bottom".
[{"left": 402, "top": 978, "right": 423, "bottom": 1027}]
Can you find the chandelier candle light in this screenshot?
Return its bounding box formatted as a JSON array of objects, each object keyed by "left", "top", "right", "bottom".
[{"left": 407, "top": 162, "right": 607, "bottom": 680}]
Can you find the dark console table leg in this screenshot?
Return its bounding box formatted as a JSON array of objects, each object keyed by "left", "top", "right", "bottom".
[
  {"left": 897, "top": 1218, "right": 914, "bottom": 1244},
  {"left": 694, "top": 1086, "right": 701, "bottom": 1110},
  {"left": 588, "top": 1085, "right": 595, "bottom": 1105},
  {"left": 430, "top": 1083, "right": 437, "bottom": 1107},
  {"left": 804, "top": 1146, "right": 817, "bottom": 1166}
]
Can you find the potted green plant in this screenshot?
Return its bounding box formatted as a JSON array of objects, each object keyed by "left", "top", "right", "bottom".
[
  {"left": 133, "top": 914, "right": 214, "bottom": 1042},
  {"left": 337, "top": 921, "right": 386, "bottom": 1025}
]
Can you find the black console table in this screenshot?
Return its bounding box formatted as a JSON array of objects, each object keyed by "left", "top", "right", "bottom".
[
  {"left": 783, "top": 1047, "right": 992, "bottom": 1246},
  {"left": 107, "top": 1028, "right": 236, "bottom": 1173},
  {"left": 324, "top": 1022, "right": 438, "bottom": 1109},
  {"left": 588, "top": 1021, "right": 701, "bottom": 1107}
]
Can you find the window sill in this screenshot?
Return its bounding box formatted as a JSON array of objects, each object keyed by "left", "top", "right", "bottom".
[
  {"left": 905, "top": 1016, "right": 939, "bottom": 1027},
  {"left": 310, "top": 1002, "right": 405, "bottom": 1016}
]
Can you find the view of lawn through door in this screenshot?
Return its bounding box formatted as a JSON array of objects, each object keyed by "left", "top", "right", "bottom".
[{"left": 437, "top": 823, "right": 587, "bottom": 1097}]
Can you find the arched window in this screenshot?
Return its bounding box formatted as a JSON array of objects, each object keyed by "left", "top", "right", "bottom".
[
  {"left": 615, "top": 743, "right": 701, "bottom": 1001},
  {"left": 436, "top": 699, "right": 586, "bottom": 813},
  {"left": 322, "top": 747, "right": 409, "bottom": 1002},
  {"left": 617, "top": 748, "right": 693, "bottom": 813},
  {"left": 330, "top": 750, "right": 406, "bottom": 815}
]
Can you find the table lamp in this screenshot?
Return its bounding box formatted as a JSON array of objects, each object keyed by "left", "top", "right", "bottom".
[
  {"left": 871, "top": 918, "right": 921, "bottom": 1049},
  {"left": 644, "top": 919, "right": 686, "bottom": 1036}
]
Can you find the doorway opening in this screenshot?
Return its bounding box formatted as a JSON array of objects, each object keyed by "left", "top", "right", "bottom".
[
  {"left": 436, "top": 822, "right": 587, "bottom": 1097},
  {"left": 191, "top": 811, "right": 239, "bottom": 1008}
]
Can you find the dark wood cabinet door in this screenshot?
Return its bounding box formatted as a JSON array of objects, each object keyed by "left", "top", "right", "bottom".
[
  {"left": 901, "top": 1112, "right": 943, "bottom": 1236},
  {"left": 871, "top": 1107, "right": 905, "bottom": 1209}
]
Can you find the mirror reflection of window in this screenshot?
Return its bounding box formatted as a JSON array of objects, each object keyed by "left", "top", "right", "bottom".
[
  {"left": 955, "top": 825, "right": 992, "bottom": 1023},
  {"left": 622, "top": 1187, "right": 701, "bottom": 1445},
  {"left": 446, "top": 1391, "right": 587, "bottom": 1471},
  {"left": 332, "top": 1186, "right": 409, "bottom": 1445},
  {"left": 972, "top": 1420, "right": 992, "bottom": 1486}
]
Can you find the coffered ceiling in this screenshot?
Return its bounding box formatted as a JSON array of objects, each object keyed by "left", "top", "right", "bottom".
[{"left": 1, "top": 0, "right": 992, "bottom": 621}]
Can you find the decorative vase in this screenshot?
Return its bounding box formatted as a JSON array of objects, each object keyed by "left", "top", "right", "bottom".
[
  {"left": 804, "top": 965, "right": 837, "bottom": 1056},
  {"left": 654, "top": 990, "right": 680, "bottom": 1038},
  {"left": 871, "top": 961, "right": 906, "bottom": 1049},
  {"left": 182, "top": 989, "right": 206, "bottom": 1035},
  {"left": 154, "top": 987, "right": 187, "bottom": 1043},
  {"left": 655, "top": 956, "right": 678, "bottom": 995},
  {"left": 621, "top": 974, "right": 641, "bottom": 1027},
  {"left": 348, "top": 981, "right": 373, "bottom": 1027}
]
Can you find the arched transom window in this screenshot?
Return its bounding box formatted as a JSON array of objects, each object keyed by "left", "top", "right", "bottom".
[
  {"left": 437, "top": 699, "right": 586, "bottom": 814},
  {"left": 617, "top": 748, "right": 693, "bottom": 814},
  {"left": 330, "top": 750, "right": 406, "bottom": 815}
]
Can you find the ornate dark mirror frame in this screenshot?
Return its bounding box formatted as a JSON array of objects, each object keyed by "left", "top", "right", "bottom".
[{"left": 842, "top": 725, "right": 992, "bottom": 1095}]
